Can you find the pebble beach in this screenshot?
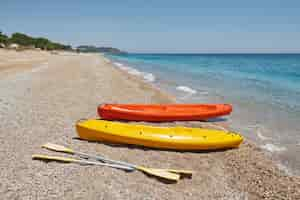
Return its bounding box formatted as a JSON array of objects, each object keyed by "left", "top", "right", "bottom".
[{"left": 0, "top": 49, "right": 299, "bottom": 200}]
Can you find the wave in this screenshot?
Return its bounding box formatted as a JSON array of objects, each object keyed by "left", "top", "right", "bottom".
[
  {"left": 143, "top": 73, "right": 156, "bottom": 82},
  {"left": 176, "top": 86, "right": 197, "bottom": 94},
  {"left": 260, "top": 143, "right": 286, "bottom": 152},
  {"left": 113, "top": 62, "right": 124, "bottom": 67},
  {"left": 277, "top": 163, "right": 293, "bottom": 176},
  {"left": 248, "top": 124, "right": 272, "bottom": 141},
  {"left": 256, "top": 129, "right": 271, "bottom": 141},
  {"left": 103, "top": 58, "right": 111, "bottom": 63},
  {"left": 113, "top": 62, "right": 156, "bottom": 82},
  {"left": 246, "top": 124, "right": 273, "bottom": 141}
]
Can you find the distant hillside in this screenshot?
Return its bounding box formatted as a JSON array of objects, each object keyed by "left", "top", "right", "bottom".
[
  {"left": 0, "top": 31, "right": 71, "bottom": 51},
  {"left": 77, "top": 45, "right": 126, "bottom": 54}
]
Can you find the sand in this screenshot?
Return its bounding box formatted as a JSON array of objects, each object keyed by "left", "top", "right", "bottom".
[{"left": 0, "top": 49, "right": 299, "bottom": 200}]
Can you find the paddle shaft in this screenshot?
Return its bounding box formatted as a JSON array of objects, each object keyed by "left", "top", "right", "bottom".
[
  {"left": 75, "top": 159, "right": 134, "bottom": 170},
  {"left": 75, "top": 151, "right": 137, "bottom": 169},
  {"left": 74, "top": 151, "right": 181, "bottom": 180},
  {"left": 78, "top": 154, "right": 179, "bottom": 181},
  {"left": 32, "top": 154, "right": 134, "bottom": 171},
  {"left": 75, "top": 151, "right": 192, "bottom": 175}
]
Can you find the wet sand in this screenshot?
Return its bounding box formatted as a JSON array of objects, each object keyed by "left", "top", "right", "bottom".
[{"left": 0, "top": 50, "right": 299, "bottom": 199}]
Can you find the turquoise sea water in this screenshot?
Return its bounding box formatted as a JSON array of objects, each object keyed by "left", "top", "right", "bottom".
[{"left": 107, "top": 53, "right": 300, "bottom": 175}]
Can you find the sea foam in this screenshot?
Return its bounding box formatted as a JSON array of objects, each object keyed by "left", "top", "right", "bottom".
[
  {"left": 176, "top": 86, "right": 197, "bottom": 94},
  {"left": 256, "top": 129, "right": 271, "bottom": 141},
  {"left": 114, "top": 62, "right": 124, "bottom": 67},
  {"left": 261, "top": 143, "right": 286, "bottom": 152},
  {"left": 143, "top": 73, "right": 156, "bottom": 82},
  {"left": 113, "top": 62, "right": 156, "bottom": 82}
]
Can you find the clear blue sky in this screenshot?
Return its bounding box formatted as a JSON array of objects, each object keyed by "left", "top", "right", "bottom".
[{"left": 1, "top": 0, "right": 300, "bottom": 53}]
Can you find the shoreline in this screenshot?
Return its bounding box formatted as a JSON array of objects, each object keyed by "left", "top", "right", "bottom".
[
  {"left": 102, "top": 56, "right": 177, "bottom": 104},
  {"left": 104, "top": 54, "right": 300, "bottom": 194},
  {"left": 106, "top": 56, "right": 234, "bottom": 132},
  {"left": 105, "top": 54, "right": 300, "bottom": 176},
  {"left": 0, "top": 49, "right": 299, "bottom": 199}
]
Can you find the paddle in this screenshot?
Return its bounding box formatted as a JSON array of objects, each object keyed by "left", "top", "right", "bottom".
[
  {"left": 42, "top": 143, "right": 193, "bottom": 180},
  {"left": 42, "top": 143, "right": 135, "bottom": 169},
  {"left": 32, "top": 154, "right": 134, "bottom": 171},
  {"left": 33, "top": 153, "right": 179, "bottom": 181}
]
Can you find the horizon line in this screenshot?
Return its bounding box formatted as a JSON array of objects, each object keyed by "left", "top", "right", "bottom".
[{"left": 125, "top": 52, "right": 300, "bottom": 54}]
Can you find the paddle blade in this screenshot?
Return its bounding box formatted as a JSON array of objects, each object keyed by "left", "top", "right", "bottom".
[
  {"left": 42, "top": 143, "right": 74, "bottom": 154},
  {"left": 166, "top": 169, "right": 194, "bottom": 175},
  {"left": 137, "top": 166, "right": 180, "bottom": 181},
  {"left": 32, "top": 154, "right": 77, "bottom": 163}
]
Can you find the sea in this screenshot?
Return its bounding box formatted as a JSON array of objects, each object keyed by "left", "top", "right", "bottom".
[{"left": 105, "top": 53, "right": 300, "bottom": 175}]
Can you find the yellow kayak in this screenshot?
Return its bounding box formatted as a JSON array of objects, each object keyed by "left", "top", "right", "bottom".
[{"left": 76, "top": 119, "right": 243, "bottom": 150}]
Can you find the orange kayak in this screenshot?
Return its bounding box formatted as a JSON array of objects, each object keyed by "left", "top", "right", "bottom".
[{"left": 98, "top": 104, "right": 232, "bottom": 122}]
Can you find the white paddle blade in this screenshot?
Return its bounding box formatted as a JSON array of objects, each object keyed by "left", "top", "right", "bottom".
[{"left": 42, "top": 143, "right": 74, "bottom": 154}]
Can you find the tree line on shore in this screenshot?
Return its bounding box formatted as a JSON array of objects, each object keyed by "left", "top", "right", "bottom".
[
  {"left": 76, "top": 45, "right": 125, "bottom": 54},
  {"left": 0, "top": 30, "right": 125, "bottom": 53},
  {"left": 0, "top": 31, "right": 71, "bottom": 50}
]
